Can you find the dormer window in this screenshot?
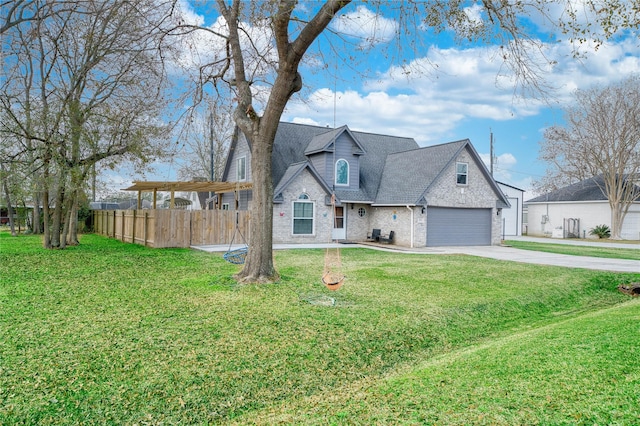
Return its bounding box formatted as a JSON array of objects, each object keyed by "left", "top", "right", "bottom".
[{"left": 335, "top": 159, "right": 349, "bottom": 186}]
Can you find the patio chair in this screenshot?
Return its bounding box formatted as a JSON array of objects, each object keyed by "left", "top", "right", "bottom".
[
  {"left": 378, "top": 230, "right": 394, "bottom": 244},
  {"left": 366, "top": 228, "right": 381, "bottom": 242}
]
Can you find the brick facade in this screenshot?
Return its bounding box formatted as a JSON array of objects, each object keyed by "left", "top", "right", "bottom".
[{"left": 225, "top": 124, "right": 508, "bottom": 247}]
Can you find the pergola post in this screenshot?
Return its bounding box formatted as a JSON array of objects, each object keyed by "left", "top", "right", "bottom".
[{"left": 121, "top": 181, "right": 253, "bottom": 212}]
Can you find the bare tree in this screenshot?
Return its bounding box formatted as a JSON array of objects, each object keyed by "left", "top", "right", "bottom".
[
  {"left": 0, "top": 0, "right": 76, "bottom": 34},
  {"left": 538, "top": 76, "right": 640, "bottom": 240},
  {"left": 170, "top": 1, "right": 639, "bottom": 282},
  {"left": 1, "top": 0, "right": 173, "bottom": 248},
  {"left": 176, "top": 96, "right": 234, "bottom": 185}
]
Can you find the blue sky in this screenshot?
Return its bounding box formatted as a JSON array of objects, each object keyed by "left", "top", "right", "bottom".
[{"left": 106, "top": 1, "right": 640, "bottom": 198}]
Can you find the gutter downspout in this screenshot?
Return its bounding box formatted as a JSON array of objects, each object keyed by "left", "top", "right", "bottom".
[{"left": 406, "top": 205, "right": 414, "bottom": 248}]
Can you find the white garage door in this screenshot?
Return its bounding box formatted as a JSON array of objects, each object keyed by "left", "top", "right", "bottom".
[
  {"left": 427, "top": 207, "right": 492, "bottom": 246},
  {"left": 621, "top": 211, "right": 639, "bottom": 240}
]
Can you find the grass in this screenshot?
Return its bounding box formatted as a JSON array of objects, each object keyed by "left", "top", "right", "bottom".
[
  {"left": 1, "top": 232, "right": 639, "bottom": 424},
  {"left": 252, "top": 300, "right": 640, "bottom": 425},
  {"left": 505, "top": 239, "right": 640, "bottom": 260}
]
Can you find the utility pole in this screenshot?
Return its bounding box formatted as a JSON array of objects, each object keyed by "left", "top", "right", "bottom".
[
  {"left": 490, "top": 129, "right": 494, "bottom": 176},
  {"left": 209, "top": 110, "right": 215, "bottom": 209},
  {"left": 209, "top": 110, "right": 214, "bottom": 182}
]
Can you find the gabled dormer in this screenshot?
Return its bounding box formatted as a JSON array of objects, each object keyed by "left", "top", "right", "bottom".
[{"left": 303, "top": 125, "right": 366, "bottom": 191}]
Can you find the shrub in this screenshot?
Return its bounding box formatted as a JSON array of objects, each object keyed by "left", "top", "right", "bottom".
[{"left": 589, "top": 224, "right": 611, "bottom": 239}]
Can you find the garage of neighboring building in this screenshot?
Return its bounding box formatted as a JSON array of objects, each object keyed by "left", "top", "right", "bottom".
[
  {"left": 427, "top": 207, "right": 492, "bottom": 246},
  {"left": 501, "top": 197, "right": 520, "bottom": 236}
]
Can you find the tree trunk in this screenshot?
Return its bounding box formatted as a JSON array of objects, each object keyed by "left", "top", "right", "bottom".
[
  {"left": 610, "top": 201, "right": 624, "bottom": 240},
  {"left": 66, "top": 189, "right": 79, "bottom": 246},
  {"left": 1, "top": 167, "right": 17, "bottom": 237},
  {"left": 32, "top": 191, "right": 41, "bottom": 234},
  {"left": 233, "top": 64, "right": 303, "bottom": 283},
  {"left": 219, "top": 0, "right": 350, "bottom": 283},
  {"left": 42, "top": 188, "right": 51, "bottom": 248},
  {"left": 235, "top": 130, "right": 278, "bottom": 283},
  {"left": 51, "top": 183, "right": 65, "bottom": 248},
  {"left": 42, "top": 158, "right": 51, "bottom": 248}
]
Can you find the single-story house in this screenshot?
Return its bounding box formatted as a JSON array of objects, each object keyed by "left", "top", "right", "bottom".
[
  {"left": 0, "top": 205, "right": 34, "bottom": 227},
  {"left": 220, "top": 122, "right": 510, "bottom": 247},
  {"left": 526, "top": 176, "right": 640, "bottom": 240},
  {"left": 497, "top": 181, "right": 525, "bottom": 237}
]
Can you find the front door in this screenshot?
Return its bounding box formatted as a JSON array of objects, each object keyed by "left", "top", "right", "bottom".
[{"left": 331, "top": 206, "right": 346, "bottom": 240}]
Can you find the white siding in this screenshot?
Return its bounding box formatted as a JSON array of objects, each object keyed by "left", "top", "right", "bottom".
[
  {"left": 526, "top": 201, "right": 640, "bottom": 240},
  {"left": 498, "top": 182, "right": 525, "bottom": 237}
]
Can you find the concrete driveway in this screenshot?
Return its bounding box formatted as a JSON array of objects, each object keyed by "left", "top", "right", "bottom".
[
  {"left": 193, "top": 237, "right": 639, "bottom": 274},
  {"left": 398, "top": 236, "right": 639, "bottom": 273},
  {"left": 432, "top": 245, "right": 639, "bottom": 273}
]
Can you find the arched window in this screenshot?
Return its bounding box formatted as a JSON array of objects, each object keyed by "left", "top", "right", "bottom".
[{"left": 335, "top": 159, "right": 349, "bottom": 186}]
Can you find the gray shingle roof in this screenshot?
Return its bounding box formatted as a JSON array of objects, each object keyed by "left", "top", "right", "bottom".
[
  {"left": 273, "top": 161, "right": 308, "bottom": 198},
  {"left": 233, "top": 121, "right": 507, "bottom": 207},
  {"left": 270, "top": 122, "right": 418, "bottom": 202},
  {"left": 526, "top": 176, "right": 607, "bottom": 202},
  {"left": 304, "top": 125, "right": 366, "bottom": 156},
  {"left": 273, "top": 161, "right": 332, "bottom": 203},
  {"left": 375, "top": 140, "right": 467, "bottom": 204},
  {"left": 350, "top": 130, "right": 419, "bottom": 202}
]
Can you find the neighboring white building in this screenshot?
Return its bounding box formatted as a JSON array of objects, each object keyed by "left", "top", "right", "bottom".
[
  {"left": 497, "top": 181, "right": 524, "bottom": 237},
  {"left": 526, "top": 176, "right": 640, "bottom": 240}
]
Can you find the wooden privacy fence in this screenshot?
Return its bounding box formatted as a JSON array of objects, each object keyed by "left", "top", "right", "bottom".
[{"left": 93, "top": 209, "right": 250, "bottom": 248}]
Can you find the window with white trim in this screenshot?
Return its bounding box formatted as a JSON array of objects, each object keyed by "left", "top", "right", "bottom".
[
  {"left": 222, "top": 203, "right": 229, "bottom": 210},
  {"left": 292, "top": 194, "right": 314, "bottom": 235},
  {"left": 456, "top": 162, "right": 468, "bottom": 185},
  {"left": 237, "top": 156, "right": 246, "bottom": 181},
  {"left": 335, "top": 159, "right": 349, "bottom": 186}
]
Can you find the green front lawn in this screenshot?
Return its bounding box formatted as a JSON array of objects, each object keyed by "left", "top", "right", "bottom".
[
  {"left": 505, "top": 239, "right": 640, "bottom": 260},
  {"left": 1, "top": 233, "right": 638, "bottom": 424}
]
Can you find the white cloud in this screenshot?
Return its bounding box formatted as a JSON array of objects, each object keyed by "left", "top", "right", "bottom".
[
  {"left": 174, "top": 0, "right": 204, "bottom": 26},
  {"left": 366, "top": 45, "right": 546, "bottom": 118},
  {"left": 168, "top": 2, "right": 276, "bottom": 83},
  {"left": 147, "top": 2, "right": 638, "bottom": 193},
  {"left": 478, "top": 152, "right": 537, "bottom": 192},
  {"left": 287, "top": 32, "right": 639, "bottom": 142},
  {"left": 463, "top": 4, "right": 484, "bottom": 25},
  {"left": 286, "top": 88, "right": 466, "bottom": 143},
  {"left": 331, "top": 5, "right": 398, "bottom": 47}
]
